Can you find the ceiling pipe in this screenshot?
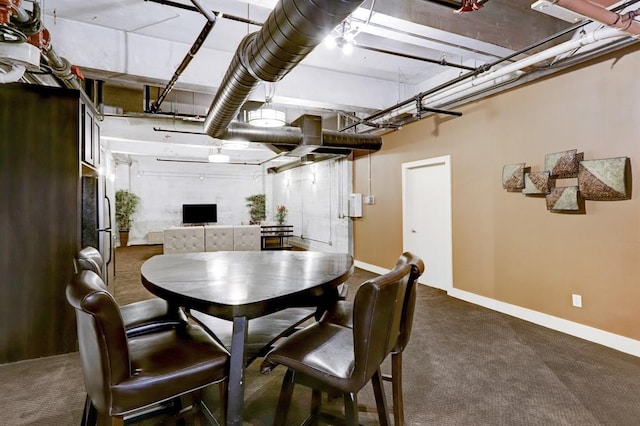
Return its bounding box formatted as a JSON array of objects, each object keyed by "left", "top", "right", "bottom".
[
  {"left": 0, "top": 63, "right": 25, "bottom": 83},
  {"left": 145, "top": 0, "right": 264, "bottom": 26},
  {"left": 555, "top": 0, "right": 640, "bottom": 36},
  {"left": 220, "top": 122, "right": 303, "bottom": 145},
  {"left": 149, "top": 0, "right": 218, "bottom": 113},
  {"left": 369, "top": 27, "right": 627, "bottom": 125},
  {"left": 345, "top": 1, "right": 638, "bottom": 132},
  {"left": 1, "top": 0, "right": 85, "bottom": 91},
  {"left": 203, "top": 0, "right": 366, "bottom": 139},
  {"left": 340, "top": 14, "right": 594, "bottom": 132},
  {"left": 154, "top": 120, "right": 382, "bottom": 152}
]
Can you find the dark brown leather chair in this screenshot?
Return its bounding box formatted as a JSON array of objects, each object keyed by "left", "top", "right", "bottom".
[
  {"left": 75, "top": 246, "right": 188, "bottom": 337},
  {"left": 260, "top": 263, "right": 413, "bottom": 425},
  {"left": 66, "top": 270, "right": 229, "bottom": 425},
  {"left": 321, "top": 252, "right": 425, "bottom": 426}
]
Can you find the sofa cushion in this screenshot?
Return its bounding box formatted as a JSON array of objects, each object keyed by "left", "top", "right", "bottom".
[
  {"left": 233, "top": 225, "right": 261, "bottom": 251},
  {"left": 205, "top": 225, "right": 234, "bottom": 252},
  {"left": 163, "top": 226, "right": 205, "bottom": 254}
]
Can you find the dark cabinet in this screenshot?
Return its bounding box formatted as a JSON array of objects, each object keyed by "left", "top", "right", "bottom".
[{"left": 0, "top": 83, "right": 99, "bottom": 363}]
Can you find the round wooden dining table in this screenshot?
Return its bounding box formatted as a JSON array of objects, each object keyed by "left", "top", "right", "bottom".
[{"left": 141, "top": 250, "right": 354, "bottom": 426}]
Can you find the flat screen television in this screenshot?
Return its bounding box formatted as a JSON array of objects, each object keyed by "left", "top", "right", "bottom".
[{"left": 182, "top": 204, "right": 217, "bottom": 224}]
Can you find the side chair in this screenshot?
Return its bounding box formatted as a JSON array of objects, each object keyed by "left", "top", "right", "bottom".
[
  {"left": 66, "top": 270, "right": 229, "bottom": 425},
  {"left": 321, "top": 252, "right": 425, "bottom": 426},
  {"left": 260, "top": 263, "right": 413, "bottom": 425},
  {"left": 74, "top": 246, "right": 190, "bottom": 425},
  {"left": 75, "top": 246, "right": 188, "bottom": 337}
]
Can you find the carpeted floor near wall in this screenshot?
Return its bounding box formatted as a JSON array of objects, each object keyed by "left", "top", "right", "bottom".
[{"left": 2, "top": 245, "right": 640, "bottom": 425}]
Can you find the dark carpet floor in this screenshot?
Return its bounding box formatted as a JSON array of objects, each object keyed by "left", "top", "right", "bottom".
[{"left": 2, "top": 245, "right": 640, "bottom": 425}]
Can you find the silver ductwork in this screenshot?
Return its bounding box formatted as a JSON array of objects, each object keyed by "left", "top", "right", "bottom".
[
  {"left": 203, "top": 0, "right": 366, "bottom": 139},
  {"left": 220, "top": 117, "right": 382, "bottom": 158}
]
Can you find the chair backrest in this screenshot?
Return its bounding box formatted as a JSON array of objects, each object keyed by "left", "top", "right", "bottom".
[
  {"left": 393, "top": 252, "right": 425, "bottom": 353},
  {"left": 66, "top": 270, "right": 131, "bottom": 413},
  {"left": 74, "top": 246, "right": 103, "bottom": 276},
  {"left": 351, "top": 263, "right": 411, "bottom": 388}
]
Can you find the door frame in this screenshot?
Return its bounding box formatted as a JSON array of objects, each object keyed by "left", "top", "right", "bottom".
[{"left": 401, "top": 155, "right": 453, "bottom": 291}]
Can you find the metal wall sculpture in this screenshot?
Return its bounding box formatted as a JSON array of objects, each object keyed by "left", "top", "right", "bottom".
[{"left": 503, "top": 150, "right": 630, "bottom": 214}]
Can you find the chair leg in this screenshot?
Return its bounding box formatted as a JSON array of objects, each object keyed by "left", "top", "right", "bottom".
[
  {"left": 218, "top": 380, "right": 227, "bottom": 425},
  {"left": 391, "top": 352, "right": 404, "bottom": 426},
  {"left": 343, "top": 392, "right": 359, "bottom": 426},
  {"left": 311, "top": 388, "right": 322, "bottom": 419},
  {"left": 371, "top": 369, "right": 391, "bottom": 426},
  {"left": 274, "top": 369, "right": 296, "bottom": 426},
  {"left": 82, "top": 395, "right": 97, "bottom": 426},
  {"left": 192, "top": 390, "right": 203, "bottom": 426}
]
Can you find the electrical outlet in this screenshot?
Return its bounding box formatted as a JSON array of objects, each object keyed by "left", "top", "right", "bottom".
[
  {"left": 364, "top": 195, "right": 375, "bottom": 205},
  {"left": 572, "top": 294, "right": 582, "bottom": 308}
]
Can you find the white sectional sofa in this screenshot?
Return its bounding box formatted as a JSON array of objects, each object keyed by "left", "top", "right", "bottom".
[
  {"left": 232, "top": 225, "right": 261, "bottom": 251},
  {"left": 204, "top": 225, "right": 234, "bottom": 252},
  {"left": 163, "top": 225, "right": 260, "bottom": 254},
  {"left": 163, "top": 226, "right": 205, "bottom": 254}
]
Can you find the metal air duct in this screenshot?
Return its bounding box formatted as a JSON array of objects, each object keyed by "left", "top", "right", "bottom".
[
  {"left": 222, "top": 117, "right": 382, "bottom": 158},
  {"left": 203, "top": 0, "right": 365, "bottom": 138}
]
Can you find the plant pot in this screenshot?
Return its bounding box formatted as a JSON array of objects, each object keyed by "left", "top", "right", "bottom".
[{"left": 119, "top": 231, "right": 129, "bottom": 247}]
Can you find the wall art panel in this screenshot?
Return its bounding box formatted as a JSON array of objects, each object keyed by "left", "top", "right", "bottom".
[
  {"left": 502, "top": 163, "right": 525, "bottom": 191},
  {"left": 546, "top": 186, "right": 584, "bottom": 213},
  {"left": 578, "top": 157, "right": 630, "bottom": 201},
  {"left": 522, "top": 171, "right": 551, "bottom": 195},
  {"left": 545, "top": 149, "right": 582, "bottom": 178}
]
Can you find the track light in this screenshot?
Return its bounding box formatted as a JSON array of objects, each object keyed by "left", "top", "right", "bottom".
[{"left": 325, "top": 17, "right": 358, "bottom": 55}]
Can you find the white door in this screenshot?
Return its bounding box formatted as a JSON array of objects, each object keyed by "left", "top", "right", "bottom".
[{"left": 402, "top": 156, "right": 452, "bottom": 291}]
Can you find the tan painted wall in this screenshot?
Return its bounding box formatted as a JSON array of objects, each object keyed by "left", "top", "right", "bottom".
[{"left": 354, "top": 45, "right": 640, "bottom": 340}]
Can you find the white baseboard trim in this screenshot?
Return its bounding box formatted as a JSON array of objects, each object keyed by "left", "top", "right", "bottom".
[
  {"left": 354, "top": 260, "right": 639, "bottom": 358},
  {"left": 354, "top": 260, "right": 390, "bottom": 276},
  {"left": 448, "top": 287, "right": 640, "bottom": 358}
]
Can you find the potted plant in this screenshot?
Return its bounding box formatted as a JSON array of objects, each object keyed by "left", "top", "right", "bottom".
[
  {"left": 245, "top": 194, "right": 266, "bottom": 225},
  {"left": 276, "top": 205, "right": 288, "bottom": 225},
  {"left": 115, "top": 189, "right": 140, "bottom": 247}
]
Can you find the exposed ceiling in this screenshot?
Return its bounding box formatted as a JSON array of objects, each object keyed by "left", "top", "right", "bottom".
[{"left": 2, "top": 0, "right": 638, "bottom": 163}]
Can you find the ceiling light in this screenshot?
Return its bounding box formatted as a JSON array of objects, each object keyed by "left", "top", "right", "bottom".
[
  {"left": 325, "top": 16, "right": 359, "bottom": 55},
  {"left": 208, "top": 147, "right": 230, "bottom": 163},
  {"left": 324, "top": 34, "right": 337, "bottom": 49},
  {"left": 247, "top": 107, "right": 286, "bottom": 127},
  {"left": 531, "top": 0, "right": 586, "bottom": 23},
  {"left": 342, "top": 40, "right": 355, "bottom": 55}
]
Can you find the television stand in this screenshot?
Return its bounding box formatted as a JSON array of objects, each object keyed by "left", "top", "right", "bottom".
[{"left": 260, "top": 225, "right": 294, "bottom": 250}]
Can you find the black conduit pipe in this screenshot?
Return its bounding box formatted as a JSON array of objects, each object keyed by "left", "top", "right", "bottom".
[
  {"left": 150, "top": 0, "right": 218, "bottom": 113},
  {"left": 150, "top": 19, "right": 216, "bottom": 113}
]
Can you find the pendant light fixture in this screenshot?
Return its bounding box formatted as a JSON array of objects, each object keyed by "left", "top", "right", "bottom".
[
  {"left": 248, "top": 82, "right": 286, "bottom": 127},
  {"left": 247, "top": 107, "right": 286, "bottom": 127}
]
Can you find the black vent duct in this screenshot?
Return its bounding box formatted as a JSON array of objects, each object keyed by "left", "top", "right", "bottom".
[{"left": 203, "top": 0, "right": 366, "bottom": 138}]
